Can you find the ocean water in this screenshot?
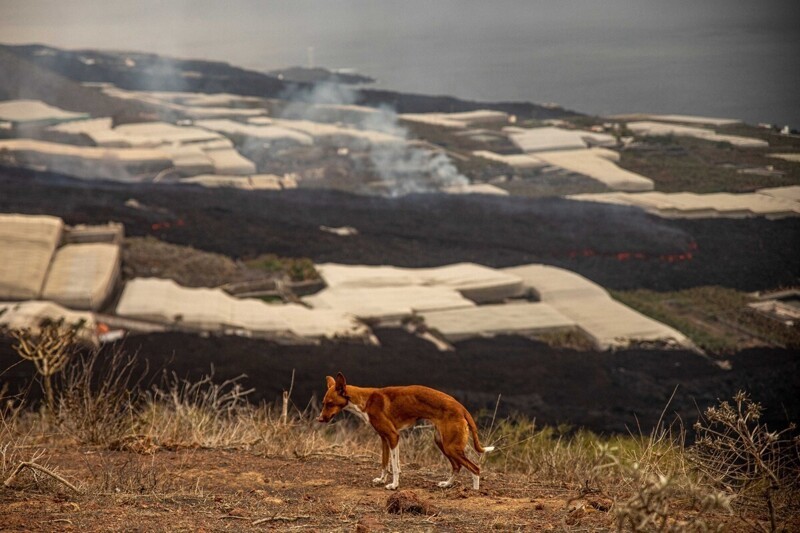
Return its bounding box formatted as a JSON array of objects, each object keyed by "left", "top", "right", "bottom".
[{"left": 1, "top": 0, "right": 798, "bottom": 126}]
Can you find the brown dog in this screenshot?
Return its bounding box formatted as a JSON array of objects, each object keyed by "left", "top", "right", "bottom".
[{"left": 317, "top": 372, "right": 494, "bottom": 490}]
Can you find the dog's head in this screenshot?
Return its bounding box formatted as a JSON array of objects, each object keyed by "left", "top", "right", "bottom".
[{"left": 317, "top": 372, "right": 349, "bottom": 423}]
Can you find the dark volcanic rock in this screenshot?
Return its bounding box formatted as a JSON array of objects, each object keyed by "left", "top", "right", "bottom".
[
  {"left": 1, "top": 167, "right": 797, "bottom": 292},
  {"left": 267, "top": 66, "right": 375, "bottom": 85},
  {"left": 1, "top": 330, "right": 797, "bottom": 434}
]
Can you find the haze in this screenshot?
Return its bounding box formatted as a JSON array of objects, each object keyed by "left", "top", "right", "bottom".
[{"left": 1, "top": 0, "right": 798, "bottom": 127}]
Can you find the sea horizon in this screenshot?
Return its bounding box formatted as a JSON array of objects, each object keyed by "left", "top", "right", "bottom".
[{"left": 1, "top": 0, "right": 798, "bottom": 127}]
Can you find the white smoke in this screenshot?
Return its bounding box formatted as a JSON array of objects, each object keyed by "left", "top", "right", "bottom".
[
  {"left": 279, "top": 82, "right": 359, "bottom": 119},
  {"left": 280, "top": 82, "right": 468, "bottom": 196}
]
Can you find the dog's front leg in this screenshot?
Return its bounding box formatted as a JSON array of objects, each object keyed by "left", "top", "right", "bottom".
[
  {"left": 385, "top": 443, "right": 400, "bottom": 490},
  {"left": 370, "top": 414, "right": 400, "bottom": 490},
  {"left": 372, "top": 437, "right": 390, "bottom": 484}
]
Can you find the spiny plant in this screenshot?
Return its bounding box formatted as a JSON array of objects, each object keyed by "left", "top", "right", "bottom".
[{"left": 690, "top": 391, "right": 800, "bottom": 532}]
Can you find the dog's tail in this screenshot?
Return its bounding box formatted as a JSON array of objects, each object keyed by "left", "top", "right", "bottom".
[{"left": 465, "top": 410, "right": 495, "bottom": 454}]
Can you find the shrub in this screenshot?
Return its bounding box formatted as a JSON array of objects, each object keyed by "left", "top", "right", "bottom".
[
  {"left": 690, "top": 391, "right": 800, "bottom": 532},
  {"left": 8, "top": 319, "right": 83, "bottom": 412},
  {"left": 246, "top": 254, "right": 319, "bottom": 282},
  {"left": 57, "top": 346, "right": 146, "bottom": 445}
]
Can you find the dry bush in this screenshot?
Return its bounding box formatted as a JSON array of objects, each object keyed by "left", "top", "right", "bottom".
[
  {"left": 608, "top": 457, "right": 732, "bottom": 532},
  {"left": 56, "top": 346, "right": 146, "bottom": 445},
  {"left": 1, "top": 399, "right": 72, "bottom": 494},
  {"left": 601, "top": 436, "right": 732, "bottom": 532},
  {"left": 0, "top": 408, "right": 27, "bottom": 483},
  {"left": 84, "top": 453, "right": 186, "bottom": 496},
  {"left": 9, "top": 319, "right": 82, "bottom": 412},
  {"left": 589, "top": 393, "right": 733, "bottom": 532},
  {"left": 1, "top": 388, "right": 31, "bottom": 479},
  {"left": 690, "top": 391, "right": 800, "bottom": 532},
  {"left": 140, "top": 370, "right": 260, "bottom": 449}
]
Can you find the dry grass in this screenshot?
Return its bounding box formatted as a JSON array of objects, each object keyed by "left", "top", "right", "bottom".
[{"left": 2, "top": 343, "right": 798, "bottom": 530}]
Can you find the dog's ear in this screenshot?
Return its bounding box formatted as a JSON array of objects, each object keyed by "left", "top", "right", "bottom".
[
  {"left": 325, "top": 375, "right": 335, "bottom": 389},
  {"left": 335, "top": 372, "right": 347, "bottom": 395}
]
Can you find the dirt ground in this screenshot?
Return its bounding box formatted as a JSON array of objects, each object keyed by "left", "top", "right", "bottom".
[{"left": 0, "top": 446, "right": 733, "bottom": 532}]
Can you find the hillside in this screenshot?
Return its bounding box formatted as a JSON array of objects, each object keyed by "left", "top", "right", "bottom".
[
  {"left": 1, "top": 44, "right": 574, "bottom": 119},
  {"left": 1, "top": 30, "right": 798, "bottom": 533},
  {"left": 0, "top": 48, "right": 159, "bottom": 119}
]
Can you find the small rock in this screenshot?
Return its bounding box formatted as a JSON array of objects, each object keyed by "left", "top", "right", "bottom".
[
  {"left": 355, "top": 516, "right": 383, "bottom": 532},
  {"left": 565, "top": 505, "right": 586, "bottom": 526},
  {"left": 385, "top": 490, "right": 437, "bottom": 516},
  {"left": 589, "top": 497, "right": 613, "bottom": 513}
]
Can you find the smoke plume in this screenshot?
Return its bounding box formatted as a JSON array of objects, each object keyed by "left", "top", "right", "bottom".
[{"left": 280, "top": 82, "right": 468, "bottom": 196}]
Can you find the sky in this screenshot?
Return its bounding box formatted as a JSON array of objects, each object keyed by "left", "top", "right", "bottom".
[{"left": 1, "top": 0, "right": 798, "bottom": 125}]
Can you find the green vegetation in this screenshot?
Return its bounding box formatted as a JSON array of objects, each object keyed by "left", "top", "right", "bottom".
[
  {"left": 402, "top": 121, "right": 473, "bottom": 153},
  {"left": 611, "top": 286, "right": 800, "bottom": 353},
  {"left": 534, "top": 328, "right": 596, "bottom": 351},
  {"left": 563, "top": 115, "right": 606, "bottom": 129},
  {"left": 455, "top": 153, "right": 513, "bottom": 182},
  {"left": 618, "top": 136, "right": 800, "bottom": 193},
  {"left": 123, "top": 236, "right": 258, "bottom": 288},
  {"left": 717, "top": 124, "right": 800, "bottom": 152},
  {"left": 513, "top": 118, "right": 548, "bottom": 129},
  {"left": 246, "top": 253, "right": 319, "bottom": 282}
]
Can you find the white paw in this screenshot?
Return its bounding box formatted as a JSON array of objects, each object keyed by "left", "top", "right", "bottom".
[
  {"left": 372, "top": 475, "right": 388, "bottom": 484},
  {"left": 437, "top": 481, "right": 454, "bottom": 488},
  {"left": 384, "top": 482, "right": 399, "bottom": 490}
]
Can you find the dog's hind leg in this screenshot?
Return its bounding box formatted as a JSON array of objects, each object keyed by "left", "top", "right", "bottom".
[
  {"left": 443, "top": 421, "right": 482, "bottom": 490},
  {"left": 373, "top": 437, "right": 390, "bottom": 484},
  {"left": 453, "top": 452, "right": 481, "bottom": 490},
  {"left": 435, "top": 427, "right": 459, "bottom": 488},
  {"left": 471, "top": 470, "right": 481, "bottom": 490},
  {"left": 460, "top": 454, "right": 481, "bottom": 490}
]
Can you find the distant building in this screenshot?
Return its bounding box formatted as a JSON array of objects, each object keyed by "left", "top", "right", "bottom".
[
  {"left": 0, "top": 139, "right": 173, "bottom": 181},
  {"left": 0, "top": 214, "right": 122, "bottom": 310},
  {"left": 0, "top": 99, "right": 89, "bottom": 135}
]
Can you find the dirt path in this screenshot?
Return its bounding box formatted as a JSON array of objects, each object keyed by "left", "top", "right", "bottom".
[{"left": 1, "top": 448, "right": 615, "bottom": 532}]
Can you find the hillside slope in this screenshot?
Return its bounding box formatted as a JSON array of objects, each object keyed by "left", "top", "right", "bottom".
[
  {"left": 1, "top": 44, "right": 574, "bottom": 119},
  {"left": 0, "top": 47, "right": 156, "bottom": 118}
]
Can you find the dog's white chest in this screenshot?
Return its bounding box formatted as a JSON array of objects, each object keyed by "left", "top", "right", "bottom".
[{"left": 345, "top": 403, "right": 370, "bottom": 424}]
